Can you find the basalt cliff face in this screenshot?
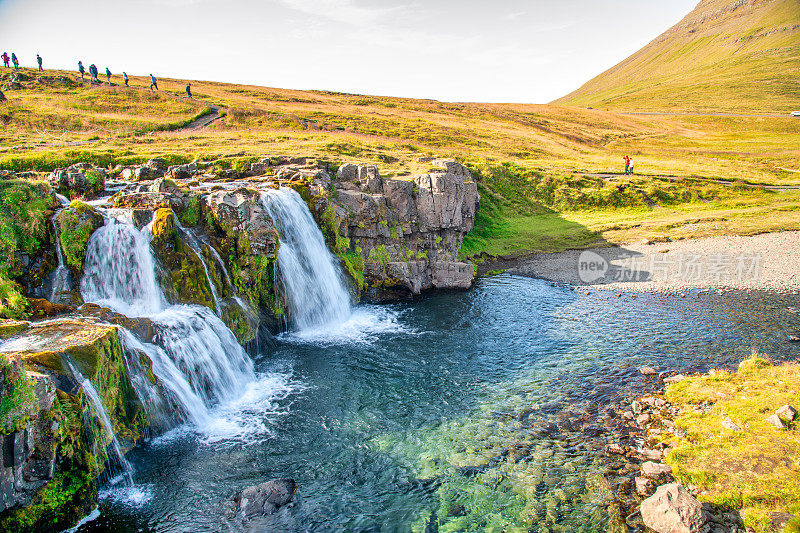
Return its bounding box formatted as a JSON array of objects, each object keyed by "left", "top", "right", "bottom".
[{"left": 307, "top": 159, "right": 479, "bottom": 299}]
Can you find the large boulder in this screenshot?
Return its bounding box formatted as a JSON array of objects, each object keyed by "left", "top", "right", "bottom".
[
  {"left": 234, "top": 478, "right": 296, "bottom": 520},
  {"left": 49, "top": 164, "right": 105, "bottom": 200},
  {"left": 318, "top": 159, "right": 479, "bottom": 298},
  {"left": 203, "top": 188, "right": 278, "bottom": 257},
  {"left": 641, "top": 483, "right": 707, "bottom": 533}
]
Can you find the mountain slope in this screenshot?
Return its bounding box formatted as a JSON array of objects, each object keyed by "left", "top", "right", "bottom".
[{"left": 555, "top": 0, "right": 800, "bottom": 112}]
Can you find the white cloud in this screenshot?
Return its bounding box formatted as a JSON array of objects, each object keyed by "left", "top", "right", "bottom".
[{"left": 275, "top": 0, "right": 408, "bottom": 26}]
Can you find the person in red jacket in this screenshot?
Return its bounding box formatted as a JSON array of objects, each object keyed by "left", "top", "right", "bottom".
[
  {"left": 623, "top": 155, "right": 631, "bottom": 175},
  {"left": 2, "top": 52, "right": 9, "bottom": 68}
]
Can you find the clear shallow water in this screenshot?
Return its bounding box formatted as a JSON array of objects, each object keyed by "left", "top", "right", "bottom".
[{"left": 78, "top": 275, "right": 800, "bottom": 532}]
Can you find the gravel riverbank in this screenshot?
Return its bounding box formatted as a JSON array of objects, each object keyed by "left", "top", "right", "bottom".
[{"left": 505, "top": 231, "right": 800, "bottom": 294}]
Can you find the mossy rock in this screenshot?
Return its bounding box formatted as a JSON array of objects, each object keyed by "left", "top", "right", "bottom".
[
  {"left": 0, "top": 468, "right": 97, "bottom": 533},
  {"left": 150, "top": 211, "right": 217, "bottom": 310},
  {"left": 55, "top": 201, "right": 104, "bottom": 274},
  {"left": 219, "top": 298, "right": 258, "bottom": 344},
  {"left": 0, "top": 320, "right": 146, "bottom": 442},
  {"left": 0, "top": 319, "right": 29, "bottom": 340},
  {"left": 0, "top": 354, "right": 38, "bottom": 434}
]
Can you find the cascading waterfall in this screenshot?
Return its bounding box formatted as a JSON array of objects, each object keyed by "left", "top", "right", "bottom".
[
  {"left": 66, "top": 360, "right": 134, "bottom": 487},
  {"left": 260, "top": 188, "right": 351, "bottom": 330},
  {"left": 80, "top": 214, "right": 267, "bottom": 439},
  {"left": 81, "top": 217, "right": 165, "bottom": 316}
]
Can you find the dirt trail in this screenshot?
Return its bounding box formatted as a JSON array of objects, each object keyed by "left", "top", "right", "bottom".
[{"left": 177, "top": 104, "right": 225, "bottom": 131}]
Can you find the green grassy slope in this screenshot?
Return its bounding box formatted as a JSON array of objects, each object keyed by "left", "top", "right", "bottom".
[{"left": 555, "top": 0, "right": 800, "bottom": 112}]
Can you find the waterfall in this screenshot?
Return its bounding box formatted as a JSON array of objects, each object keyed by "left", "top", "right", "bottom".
[
  {"left": 260, "top": 188, "right": 351, "bottom": 330},
  {"left": 81, "top": 218, "right": 165, "bottom": 316},
  {"left": 49, "top": 218, "right": 70, "bottom": 303},
  {"left": 66, "top": 360, "right": 134, "bottom": 487},
  {"left": 80, "top": 215, "right": 258, "bottom": 435}
]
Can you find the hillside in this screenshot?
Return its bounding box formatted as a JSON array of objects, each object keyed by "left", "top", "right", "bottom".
[
  {"left": 1, "top": 67, "right": 800, "bottom": 263},
  {"left": 555, "top": 0, "right": 800, "bottom": 112}
]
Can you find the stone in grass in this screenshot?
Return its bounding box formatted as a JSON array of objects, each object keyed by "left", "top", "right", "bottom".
[
  {"left": 234, "top": 479, "right": 296, "bottom": 520},
  {"left": 776, "top": 405, "right": 798, "bottom": 422},
  {"left": 641, "top": 483, "right": 707, "bottom": 533},
  {"left": 765, "top": 414, "right": 788, "bottom": 430},
  {"left": 641, "top": 461, "right": 672, "bottom": 479},
  {"left": 720, "top": 417, "right": 742, "bottom": 432}
]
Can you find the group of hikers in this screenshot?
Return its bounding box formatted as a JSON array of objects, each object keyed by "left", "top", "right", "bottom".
[
  {"left": 623, "top": 155, "right": 635, "bottom": 175},
  {"left": 2, "top": 51, "right": 44, "bottom": 71},
  {"left": 77, "top": 60, "right": 192, "bottom": 98},
  {"left": 2, "top": 51, "right": 193, "bottom": 98}
]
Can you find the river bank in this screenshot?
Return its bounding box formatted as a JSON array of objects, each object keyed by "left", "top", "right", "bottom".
[
  {"left": 608, "top": 357, "right": 800, "bottom": 533},
  {"left": 486, "top": 231, "right": 800, "bottom": 294}
]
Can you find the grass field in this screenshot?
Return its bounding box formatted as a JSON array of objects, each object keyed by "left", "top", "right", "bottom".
[
  {"left": 1, "top": 66, "right": 799, "bottom": 260},
  {"left": 663, "top": 356, "right": 800, "bottom": 533}
]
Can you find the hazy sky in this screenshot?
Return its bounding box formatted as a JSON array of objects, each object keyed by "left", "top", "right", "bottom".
[{"left": 0, "top": 0, "right": 697, "bottom": 103}]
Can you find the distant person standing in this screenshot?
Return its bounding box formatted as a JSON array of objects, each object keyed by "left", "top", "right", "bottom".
[
  {"left": 36, "top": 54, "right": 43, "bottom": 71},
  {"left": 123, "top": 72, "right": 129, "bottom": 86},
  {"left": 105, "top": 67, "right": 112, "bottom": 83},
  {"left": 78, "top": 61, "right": 85, "bottom": 79},
  {"left": 623, "top": 155, "right": 630, "bottom": 175},
  {"left": 89, "top": 63, "right": 98, "bottom": 83},
  {"left": 628, "top": 158, "right": 635, "bottom": 175},
  {"left": 149, "top": 74, "right": 158, "bottom": 91},
  {"left": 2, "top": 52, "right": 9, "bottom": 68},
  {"left": 185, "top": 83, "right": 192, "bottom": 98},
  {"left": 11, "top": 53, "right": 19, "bottom": 69}
]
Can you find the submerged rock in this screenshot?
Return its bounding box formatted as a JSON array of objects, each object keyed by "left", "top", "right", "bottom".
[
  {"left": 234, "top": 479, "right": 296, "bottom": 520},
  {"left": 640, "top": 483, "right": 707, "bottom": 533}
]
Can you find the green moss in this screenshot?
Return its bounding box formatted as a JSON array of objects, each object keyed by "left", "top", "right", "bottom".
[
  {"left": 0, "top": 273, "right": 28, "bottom": 320},
  {"left": 0, "top": 178, "right": 57, "bottom": 277},
  {"left": 55, "top": 202, "right": 102, "bottom": 273},
  {"left": 0, "top": 355, "right": 38, "bottom": 434},
  {"left": 178, "top": 196, "right": 201, "bottom": 226},
  {"left": 0, "top": 468, "right": 96, "bottom": 533},
  {"left": 150, "top": 208, "right": 176, "bottom": 248},
  {"left": 368, "top": 245, "right": 391, "bottom": 268}
]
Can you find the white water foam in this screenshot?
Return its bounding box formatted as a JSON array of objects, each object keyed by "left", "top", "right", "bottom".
[
  {"left": 278, "top": 305, "right": 413, "bottom": 345},
  {"left": 98, "top": 484, "right": 153, "bottom": 507}
]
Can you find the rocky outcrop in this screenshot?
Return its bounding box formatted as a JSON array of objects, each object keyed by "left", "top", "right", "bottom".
[
  {"left": 110, "top": 184, "right": 279, "bottom": 341},
  {"left": 49, "top": 164, "right": 105, "bottom": 200},
  {"left": 54, "top": 201, "right": 104, "bottom": 277},
  {"left": 304, "top": 159, "right": 479, "bottom": 298},
  {"left": 640, "top": 483, "right": 707, "bottom": 533}
]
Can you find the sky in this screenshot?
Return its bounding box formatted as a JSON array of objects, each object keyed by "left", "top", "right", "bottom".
[{"left": 0, "top": 0, "right": 698, "bottom": 103}]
